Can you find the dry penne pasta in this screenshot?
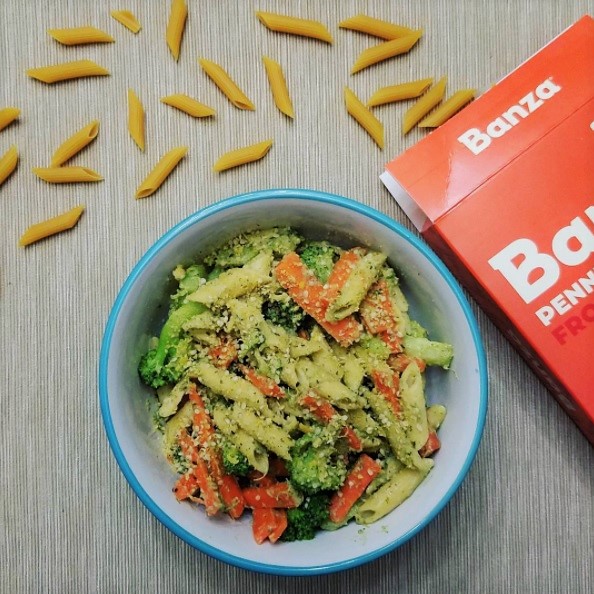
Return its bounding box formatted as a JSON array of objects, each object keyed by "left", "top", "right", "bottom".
[
  {"left": 262, "top": 56, "right": 294, "bottom": 118},
  {"left": 213, "top": 139, "right": 273, "bottom": 172},
  {"left": 161, "top": 94, "right": 215, "bottom": 118},
  {"left": 367, "top": 78, "right": 433, "bottom": 107},
  {"left": 50, "top": 120, "right": 99, "bottom": 167},
  {"left": 32, "top": 166, "right": 103, "bottom": 183},
  {"left": 136, "top": 146, "right": 187, "bottom": 198},
  {"left": 47, "top": 26, "right": 114, "bottom": 45},
  {"left": 339, "top": 14, "right": 415, "bottom": 40},
  {"left": 166, "top": 0, "right": 188, "bottom": 61},
  {"left": 199, "top": 59, "right": 255, "bottom": 110},
  {"left": 256, "top": 11, "right": 333, "bottom": 44},
  {"left": 351, "top": 30, "right": 423, "bottom": 74},
  {"left": 19, "top": 205, "right": 85, "bottom": 247},
  {"left": 418, "top": 89, "right": 477, "bottom": 127},
  {"left": 403, "top": 77, "right": 447, "bottom": 134},
  {"left": 344, "top": 87, "right": 384, "bottom": 149},
  {"left": 110, "top": 9, "right": 141, "bottom": 33},
  {"left": 27, "top": 60, "right": 110, "bottom": 84},
  {"left": 128, "top": 89, "right": 145, "bottom": 151},
  {"left": 0, "top": 108, "right": 20, "bottom": 132},
  {"left": 0, "top": 145, "right": 18, "bottom": 186}
]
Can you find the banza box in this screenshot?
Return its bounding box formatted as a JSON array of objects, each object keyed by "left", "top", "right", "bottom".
[{"left": 382, "top": 16, "right": 594, "bottom": 443}]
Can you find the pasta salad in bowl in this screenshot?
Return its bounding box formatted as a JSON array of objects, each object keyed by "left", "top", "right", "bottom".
[{"left": 99, "top": 189, "right": 487, "bottom": 575}]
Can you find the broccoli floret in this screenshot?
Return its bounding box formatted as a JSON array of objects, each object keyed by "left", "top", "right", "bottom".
[
  {"left": 221, "top": 440, "right": 251, "bottom": 477},
  {"left": 138, "top": 301, "right": 204, "bottom": 390},
  {"left": 139, "top": 335, "right": 195, "bottom": 389},
  {"left": 171, "top": 264, "right": 208, "bottom": 308},
  {"left": 262, "top": 298, "right": 305, "bottom": 332},
  {"left": 287, "top": 429, "right": 348, "bottom": 495},
  {"left": 281, "top": 493, "right": 330, "bottom": 541},
  {"left": 298, "top": 241, "right": 340, "bottom": 283},
  {"left": 204, "top": 227, "right": 302, "bottom": 269}
]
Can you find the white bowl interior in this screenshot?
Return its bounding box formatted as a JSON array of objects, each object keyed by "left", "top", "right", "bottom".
[{"left": 103, "top": 194, "right": 485, "bottom": 573}]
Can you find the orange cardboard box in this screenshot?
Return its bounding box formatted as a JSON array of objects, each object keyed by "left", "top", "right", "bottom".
[{"left": 382, "top": 16, "right": 594, "bottom": 443}]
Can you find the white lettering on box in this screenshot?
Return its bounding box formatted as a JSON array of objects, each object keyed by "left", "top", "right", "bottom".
[
  {"left": 457, "top": 78, "right": 562, "bottom": 155},
  {"left": 488, "top": 206, "right": 594, "bottom": 304}
]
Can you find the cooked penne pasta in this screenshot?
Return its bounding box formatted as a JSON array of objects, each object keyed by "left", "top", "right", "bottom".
[
  {"left": 262, "top": 56, "right": 294, "bottom": 118},
  {"left": 418, "top": 89, "right": 476, "bottom": 127},
  {"left": 351, "top": 30, "right": 423, "bottom": 74},
  {"left": 213, "top": 139, "right": 273, "bottom": 172},
  {"left": 161, "top": 94, "right": 215, "bottom": 118},
  {"left": 26, "top": 60, "right": 110, "bottom": 84},
  {"left": 20, "top": 205, "right": 85, "bottom": 246},
  {"left": 199, "top": 59, "right": 255, "bottom": 110},
  {"left": 135, "top": 146, "right": 187, "bottom": 198},
  {"left": 166, "top": 0, "right": 187, "bottom": 61},
  {"left": 344, "top": 87, "right": 384, "bottom": 149},
  {"left": 47, "top": 26, "right": 114, "bottom": 45},
  {"left": 367, "top": 78, "right": 433, "bottom": 107},
  {"left": 0, "top": 145, "right": 18, "bottom": 186},
  {"left": 110, "top": 9, "right": 141, "bottom": 33},
  {"left": 255, "top": 11, "right": 333, "bottom": 43},
  {"left": 339, "top": 14, "right": 415, "bottom": 40},
  {"left": 32, "top": 166, "right": 103, "bottom": 183},
  {"left": 403, "top": 77, "right": 447, "bottom": 134},
  {"left": 50, "top": 120, "right": 99, "bottom": 167},
  {"left": 0, "top": 108, "right": 20, "bottom": 132},
  {"left": 128, "top": 89, "right": 145, "bottom": 151}
]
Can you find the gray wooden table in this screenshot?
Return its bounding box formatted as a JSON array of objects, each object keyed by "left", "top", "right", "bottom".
[{"left": 2, "top": 1, "right": 593, "bottom": 592}]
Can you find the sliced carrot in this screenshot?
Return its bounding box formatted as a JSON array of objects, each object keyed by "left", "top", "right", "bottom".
[
  {"left": 208, "top": 335, "right": 238, "bottom": 369},
  {"left": 274, "top": 252, "right": 361, "bottom": 346},
  {"left": 193, "top": 458, "right": 224, "bottom": 516},
  {"left": 268, "top": 509, "right": 288, "bottom": 543},
  {"left": 388, "top": 353, "right": 426, "bottom": 373},
  {"left": 379, "top": 329, "right": 403, "bottom": 353},
  {"left": 371, "top": 369, "right": 401, "bottom": 414},
  {"left": 188, "top": 384, "right": 246, "bottom": 518},
  {"left": 243, "top": 481, "right": 303, "bottom": 509},
  {"left": 300, "top": 393, "right": 362, "bottom": 451},
  {"left": 419, "top": 430, "right": 441, "bottom": 457},
  {"left": 328, "top": 454, "right": 381, "bottom": 524},
  {"left": 323, "top": 249, "right": 361, "bottom": 302},
  {"left": 239, "top": 364, "right": 285, "bottom": 398},
  {"left": 173, "top": 471, "right": 199, "bottom": 501},
  {"left": 252, "top": 508, "right": 287, "bottom": 544},
  {"left": 300, "top": 393, "right": 336, "bottom": 423}
]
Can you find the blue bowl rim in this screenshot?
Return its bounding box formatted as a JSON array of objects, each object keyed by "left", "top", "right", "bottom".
[{"left": 99, "top": 188, "right": 488, "bottom": 576}]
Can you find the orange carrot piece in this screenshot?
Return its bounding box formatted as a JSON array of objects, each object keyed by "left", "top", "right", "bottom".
[
  {"left": 275, "top": 252, "right": 361, "bottom": 346},
  {"left": 243, "top": 481, "right": 302, "bottom": 509},
  {"left": 173, "top": 471, "right": 199, "bottom": 501},
  {"left": 323, "top": 249, "right": 361, "bottom": 302},
  {"left": 379, "top": 329, "right": 403, "bottom": 353},
  {"left": 239, "top": 365, "right": 285, "bottom": 398},
  {"left": 208, "top": 335, "right": 238, "bottom": 369},
  {"left": 193, "top": 458, "right": 224, "bottom": 516},
  {"left": 341, "top": 426, "right": 363, "bottom": 452},
  {"left": 328, "top": 454, "right": 381, "bottom": 524},
  {"left": 188, "top": 384, "right": 246, "bottom": 518},
  {"left": 388, "top": 353, "right": 426, "bottom": 373},
  {"left": 371, "top": 369, "right": 401, "bottom": 414},
  {"left": 419, "top": 430, "right": 441, "bottom": 457},
  {"left": 300, "top": 393, "right": 362, "bottom": 451},
  {"left": 268, "top": 509, "right": 288, "bottom": 543},
  {"left": 300, "top": 393, "right": 336, "bottom": 423},
  {"left": 252, "top": 508, "right": 287, "bottom": 544}
]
